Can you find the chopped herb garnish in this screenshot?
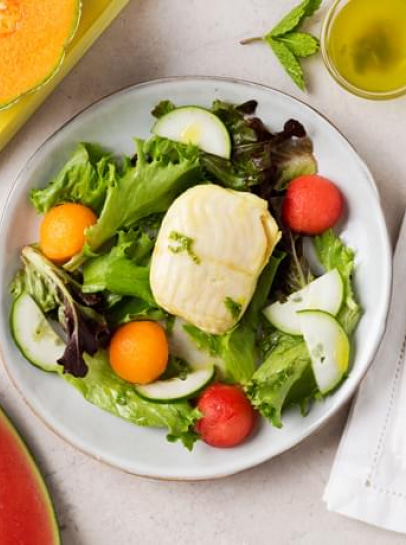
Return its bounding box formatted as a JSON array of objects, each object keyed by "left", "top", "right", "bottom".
[
  {"left": 224, "top": 297, "right": 243, "bottom": 319},
  {"left": 168, "top": 231, "right": 201, "bottom": 264}
]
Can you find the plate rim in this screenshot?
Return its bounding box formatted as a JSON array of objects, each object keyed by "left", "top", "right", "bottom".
[{"left": 0, "top": 76, "right": 393, "bottom": 481}]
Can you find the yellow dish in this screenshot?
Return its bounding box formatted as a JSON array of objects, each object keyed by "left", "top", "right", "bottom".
[{"left": 0, "top": 0, "right": 129, "bottom": 152}]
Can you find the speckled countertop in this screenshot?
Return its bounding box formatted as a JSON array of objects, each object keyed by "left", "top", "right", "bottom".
[{"left": 1, "top": 1, "right": 406, "bottom": 543}]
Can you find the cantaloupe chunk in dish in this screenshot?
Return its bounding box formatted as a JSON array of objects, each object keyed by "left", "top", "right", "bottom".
[{"left": 0, "top": 0, "right": 81, "bottom": 109}]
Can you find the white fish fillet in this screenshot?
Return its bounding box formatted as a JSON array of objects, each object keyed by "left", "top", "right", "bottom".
[{"left": 150, "top": 184, "right": 281, "bottom": 334}]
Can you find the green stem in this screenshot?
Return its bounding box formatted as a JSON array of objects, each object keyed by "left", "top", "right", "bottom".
[{"left": 240, "top": 36, "right": 263, "bottom": 45}]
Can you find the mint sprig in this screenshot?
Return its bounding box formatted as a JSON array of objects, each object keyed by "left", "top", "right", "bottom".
[
  {"left": 241, "top": 0, "right": 322, "bottom": 91},
  {"left": 270, "top": 0, "right": 322, "bottom": 37}
]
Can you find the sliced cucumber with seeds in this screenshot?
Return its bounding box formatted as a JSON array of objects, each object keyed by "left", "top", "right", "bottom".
[
  {"left": 11, "top": 292, "right": 64, "bottom": 373},
  {"left": 153, "top": 106, "right": 231, "bottom": 159},
  {"left": 263, "top": 269, "right": 343, "bottom": 335},
  {"left": 135, "top": 364, "right": 215, "bottom": 403},
  {"left": 299, "top": 310, "right": 350, "bottom": 395}
]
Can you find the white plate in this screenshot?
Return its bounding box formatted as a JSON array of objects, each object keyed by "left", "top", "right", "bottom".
[{"left": 0, "top": 77, "right": 392, "bottom": 480}]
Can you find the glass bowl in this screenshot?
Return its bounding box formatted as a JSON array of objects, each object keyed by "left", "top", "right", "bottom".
[{"left": 321, "top": 0, "right": 406, "bottom": 100}]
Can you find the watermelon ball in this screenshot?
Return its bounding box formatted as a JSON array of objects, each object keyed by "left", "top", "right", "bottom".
[
  {"left": 196, "top": 384, "right": 257, "bottom": 448},
  {"left": 282, "top": 174, "right": 344, "bottom": 235}
]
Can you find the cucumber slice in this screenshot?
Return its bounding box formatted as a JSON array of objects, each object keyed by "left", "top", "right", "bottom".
[
  {"left": 263, "top": 269, "right": 343, "bottom": 335},
  {"left": 135, "top": 364, "right": 215, "bottom": 403},
  {"left": 169, "top": 318, "right": 225, "bottom": 373},
  {"left": 299, "top": 310, "right": 350, "bottom": 395},
  {"left": 11, "top": 292, "right": 64, "bottom": 373},
  {"left": 153, "top": 106, "right": 231, "bottom": 159}
]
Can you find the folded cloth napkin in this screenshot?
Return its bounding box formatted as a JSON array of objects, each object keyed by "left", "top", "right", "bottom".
[{"left": 324, "top": 212, "right": 406, "bottom": 534}]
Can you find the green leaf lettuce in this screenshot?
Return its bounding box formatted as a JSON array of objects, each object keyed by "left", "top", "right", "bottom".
[
  {"left": 30, "top": 143, "right": 116, "bottom": 215},
  {"left": 66, "top": 351, "right": 201, "bottom": 450},
  {"left": 245, "top": 333, "right": 314, "bottom": 427},
  {"left": 84, "top": 137, "right": 202, "bottom": 254},
  {"left": 82, "top": 229, "right": 155, "bottom": 304}
]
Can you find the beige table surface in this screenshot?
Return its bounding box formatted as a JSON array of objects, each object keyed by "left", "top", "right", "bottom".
[{"left": 0, "top": 1, "right": 405, "bottom": 543}]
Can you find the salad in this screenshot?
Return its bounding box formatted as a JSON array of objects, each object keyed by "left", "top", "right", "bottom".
[{"left": 10, "top": 99, "right": 361, "bottom": 450}]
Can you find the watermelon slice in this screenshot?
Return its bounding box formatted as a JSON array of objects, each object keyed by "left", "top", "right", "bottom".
[{"left": 0, "top": 406, "right": 60, "bottom": 544}]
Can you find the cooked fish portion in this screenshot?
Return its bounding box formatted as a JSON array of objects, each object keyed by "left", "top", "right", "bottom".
[{"left": 150, "top": 184, "right": 281, "bottom": 334}]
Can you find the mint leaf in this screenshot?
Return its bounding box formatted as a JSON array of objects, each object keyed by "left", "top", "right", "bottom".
[
  {"left": 304, "top": 0, "right": 323, "bottom": 18},
  {"left": 270, "top": 0, "right": 322, "bottom": 37},
  {"left": 277, "top": 32, "right": 320, "bottom": 58},
  {"left": 241, "top": 0, "right": 322, "bottom": 91},
  {"left": 266, "top": 37, "right": 306, "bottom": 91}
]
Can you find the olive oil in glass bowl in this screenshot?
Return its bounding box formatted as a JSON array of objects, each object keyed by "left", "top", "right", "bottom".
[{"left": 322, "top": 0, "right": 406, "bottom": 99}]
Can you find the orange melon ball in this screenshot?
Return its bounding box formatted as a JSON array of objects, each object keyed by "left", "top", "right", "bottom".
[
  {"left": 40, "top": 203, "right": 97, "bottom": 263},
  {"left": 109, "top": 321, "right": 169, "bottom": 385}
]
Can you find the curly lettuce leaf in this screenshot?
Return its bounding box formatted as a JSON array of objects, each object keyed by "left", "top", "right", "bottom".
[
  {"left": 314, "top": 230, "right": 362, "bottom": 335},
  {"left": 182, "top": 313, "right": 255, "bottom": 384},
  {"left": 65, "top": 351, "right": 200, "bottom": 450},
  {"left": 182, "top": 324, "right": 222, "bottom": 357},
  {"left": 82, "top": 230, "right": 155, "bottom": 303},
  {"left": 106, "top": 297, "right": 167, "bottom": 327},
  {"left": 108, "top": 229, "right": 156, "bottom": 264},
  {"left": 24, "top": 341, "right": 200, "bottom": 449},
  {"left": 16, "top": 246, "right": 110, "bottom": 377},
  {"left": 245, "top": 333, "right": 314, "bottom": 427},
  {"left": 83, "top": 259, "right": 153, "bottom": 302},
  {"left": 284, "top": 361, "right": 319, "bottom": 415},
  {"left": 30, "top": 144, "right": 116, "bottom": 214},
  {"left": 247, "top": 231, "right": 361, "bottom": 425},
  {"left": 220, "top": 323, "right": 257, "bottom": 385},
  {"left": 84, "top": 137, "right": 201, "bottom": 254}
]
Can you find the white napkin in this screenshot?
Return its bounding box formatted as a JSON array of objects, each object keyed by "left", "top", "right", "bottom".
[{"left": 324, "top": 212, "right": 406, "bottom": 534}]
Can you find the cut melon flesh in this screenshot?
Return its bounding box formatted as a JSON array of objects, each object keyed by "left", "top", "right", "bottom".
[
  {"left": 263, "top": 269, "right": 343, "bottom": 335},
  {"left": 0, "top": 406, "right": 60, "bottom": 544},
  {"left": 153, "top": 106, "right": 232, "bottom": 158},
  {"left": 299, "top": 310, "right": 350, "bottom": 394},
  {"left": 0, "top": 0, "right": 81, "bottom": 109}
]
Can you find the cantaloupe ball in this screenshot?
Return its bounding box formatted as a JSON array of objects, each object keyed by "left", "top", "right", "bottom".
[
  {"left": 109, "top": 321, "right": 169, "bottom": 385},
  {"left": 40, "top": 203, "right": 97, "bottom": 263}
]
